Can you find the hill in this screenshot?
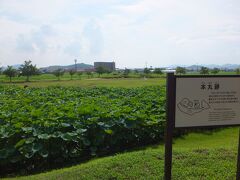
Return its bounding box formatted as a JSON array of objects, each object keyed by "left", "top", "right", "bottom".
[
  {"left": 39, "top": 63, "right": 93, "bottom": 73},
  {"left": 187, "top": 64, "right": 240, "bottom": 71},
  {"left": 167, "top": 64, "right": 240, "bottom": 71}
]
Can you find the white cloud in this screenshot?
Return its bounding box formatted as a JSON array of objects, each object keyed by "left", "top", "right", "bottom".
[{"left": 0, "top": 0, "right": 240, "bottom": 68}]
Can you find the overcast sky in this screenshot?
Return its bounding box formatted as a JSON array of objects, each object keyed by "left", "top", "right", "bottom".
[{"left": 0, "top": 0, "right": 240, "bottom": 68}]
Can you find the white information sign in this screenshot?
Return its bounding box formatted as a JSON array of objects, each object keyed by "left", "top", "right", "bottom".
[{"left": 175, "top": 77, "right": 240, "bottom": 127}]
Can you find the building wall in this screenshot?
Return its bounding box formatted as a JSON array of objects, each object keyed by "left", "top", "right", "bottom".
[{"left": 94, "top": 62, "right": 116, "bottom": 71}]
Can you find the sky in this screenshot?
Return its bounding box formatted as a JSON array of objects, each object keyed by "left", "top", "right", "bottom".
[{"left": 0, "top": 0, "right": 240, "bottom": 68}]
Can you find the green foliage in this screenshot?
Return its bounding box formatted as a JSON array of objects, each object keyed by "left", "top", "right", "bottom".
[
  {"left": 176, "top": 67, "right": 186, "bottom": 75},
  {"left": 19, "top": 60, "right": 39, "bottom": 82},
  {"left": 200, "top": 66, "right": 209, "bottom": 75},
  {"left": 7, "top": 128, "right": 238, "bottom": 179},
  {"left": 143, "top": 68, "right": 151, "bottom": 74},
  {"left": 86, "top": 71, "right": 93, "bottom": 78},
  {"left": 211, "top": 68, "right": 220, "bottom": 74},
  {"left": 3, "top": 66, "right": 18, "bottom": 82},
  {"left": 154, "top": 68, "right": 163, "bottom": 75},
  {"left": 123, "top": 68, "right": 130, "bottom": 77},
  {"left": 95, "top": 66, "right": 109, "bottom": 77},
  {"left": 69, "top": 69, "right": 76, "bottom": 80},
  {"left": 77, "top": 72, "right": 83, "bottom": 79},
  {"left": 236, "top": 68, "right": 240, "bottom": 75},
  {"left": 134, "top": 69, "right": 139, "bottom": 74},
  {"left": 0, "top": 86, "right": 166, "bottom": 175},
  {"left": 53, "top": 69, "right": 65, "bottom": 80}
]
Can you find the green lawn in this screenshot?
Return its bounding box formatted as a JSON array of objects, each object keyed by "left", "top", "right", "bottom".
[
  {"left": 0, "top": 72, "right": 165, "bottom": 83},
  {"left": 5, "top": 128, "right": 239, "bottom": 180},
  {"left": 0, "top": 70, "right": 238, "bottom": 88},
  {"left": 0, "top": 78, "right": 166, "bottom": 88}
]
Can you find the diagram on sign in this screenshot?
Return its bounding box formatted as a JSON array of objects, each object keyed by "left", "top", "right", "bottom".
[{"left": 177, "top": 98, "right": 210, "bottom": 116}]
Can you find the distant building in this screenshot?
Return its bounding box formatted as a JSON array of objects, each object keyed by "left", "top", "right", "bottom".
[{"left": 94, "top": 62, "right": 116, "bottom": 72}]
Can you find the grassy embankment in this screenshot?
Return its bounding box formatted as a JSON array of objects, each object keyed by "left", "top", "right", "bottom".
[{"left": 5, "top": 128, "right": 239, "bottom": 180}]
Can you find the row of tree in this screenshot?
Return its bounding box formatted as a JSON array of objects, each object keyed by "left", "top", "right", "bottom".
[
  {"left": 52, "top": 69, "right": 94, "bottom": 80},
  {"left": 1, "top": 61, "right": 240, "bottom": 82},
  {"left": 0, "top": 62, "right": 117, "bottom": 82},
  {"left": 1, "top": 61, "right": 39, "bottom": 82},
  {"left": 176, "top": 66, "right": 240, "bottom": 75}
]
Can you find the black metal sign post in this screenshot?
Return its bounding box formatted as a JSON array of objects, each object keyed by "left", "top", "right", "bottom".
[
  {"left": 164, "top": 72, "right": 176, "bottom": 180},
  {"left": 164, "top": 74, "right": 240, "bottom": 180}
]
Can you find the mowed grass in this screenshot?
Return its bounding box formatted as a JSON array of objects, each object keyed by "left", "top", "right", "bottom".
[
  {"left": 0, "top": 73, "right": 164, "bottom": 83},
  {"left": 6, "top": 128, "right": 239, "bottom": 180},
  {"left": 1, "top": 78, "right": 166, "bottom": 88}
]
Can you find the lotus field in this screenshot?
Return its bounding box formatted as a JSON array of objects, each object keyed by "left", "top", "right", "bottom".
[{"left": 0, "top": 86, "right": 166, "bottom": 175}]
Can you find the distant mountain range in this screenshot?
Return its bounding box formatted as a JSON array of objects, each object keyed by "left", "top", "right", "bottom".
[
  {"left": 167, "top": 64, "right": 240, "bottom": 71},
  {"left": 39, "top": 63, "right": 94, "bottom": 72},
  {"left": 1, "top": 64, "right": 22, "bottom": 70},
  {"left": 1, "top": 63, "right": 93, "bottom": 72}
]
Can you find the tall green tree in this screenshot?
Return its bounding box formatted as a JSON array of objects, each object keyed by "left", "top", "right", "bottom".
[
  {"left": 77, "top": 72, "right": 83, "bottom": 79},
  {"left": 69, "top": 69, "right": 76, "bottom": 80},
  {"left": 53, "top": 69, "right": 65, "bottom": 80},
  {"left": 86, "top": 71, "right": 92, "bottom": 78},
  {"left": 211, "top": 68, "right": 220, "bottom": 74},
  {"left": 200, "top": 66, "right": 209, "bottom": 75},
  {"left": 236, "top": 68, "right": 240, "bottom": 75},
  {"left": 19, "top": 60, "right": 39, "bottom": 82},
  {"left": 95, "top": 66, "right": 107, "bottom": 77},
  {"left": 176, "top": 67, "right": 186, "bottom": 75},
  {"left": 143, "top": 68, "right": 151, "bottom": 74},
  {"left": 3, "top": 66, "right": 18, "bottom": 82},
  {"left": 123, "top": 68, "right": 130, "bottom": 78},
  {"left": 154, "top": 68, "right": 163, "bottom": 75},
  {"left": 134, "top": 69, "right": 139, "bottom": 74}
]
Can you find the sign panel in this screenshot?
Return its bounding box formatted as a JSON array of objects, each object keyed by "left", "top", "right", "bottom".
[{"left": 175, "top": 77, "right": 240, "bottom": 127}]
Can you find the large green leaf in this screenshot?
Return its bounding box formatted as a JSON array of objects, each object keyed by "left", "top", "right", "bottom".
[
  {"left": 39, "top": 149, "right": 48, "bottom": 158},
  {"left": 32, "top": 143, "right": 43, "bottom": 152},
  {"left": 15, "top": 139, "right": 26, "bottom": 148},
  {"left": 37, "top": 134, "right": 50, "bottom": 140}
]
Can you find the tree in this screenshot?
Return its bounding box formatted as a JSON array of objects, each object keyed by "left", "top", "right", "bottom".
[
  {"left": 3, "top": 66, "right": 18, "bottom": 82},
  {"left": 211, "top": 68, "right": 220, "bottom": 74},
  {"left": 200, "top": 66, "right": 209, "bottom": 75},
  {"left": 86, "top": 71, "right": 92, "bottom": 78},
  {"left": 19, "top": 60, "right": 39, "bottom": 82},
  {"left": 143, "top": 68, "right": 150, "bottom": 74},
  {"left": 154, "top": 68, "right": 163, "bottom": 75},
  {"left": 53, "top": 69, "right": 65, "bottom": 80},
  {"left": 95, "top": 66, "right": 107, "bottom": 77},
  {"left": 69, "top": 69, "right": 76, "bottom": 80},
  {"left": 134, "top": 69, "right": 139, "bottom": 74},
  {"left": 123, "top": 68, "right": 130, "bottom": 78},
  {"left": 236, "top": 68, "right": 240, "bottom": 75},
  {"left": 77, "top": 72, "right": 83, "bottom": 79},
  {"left": 176, "top": 67, "right": 186, "bottom": 75}
]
